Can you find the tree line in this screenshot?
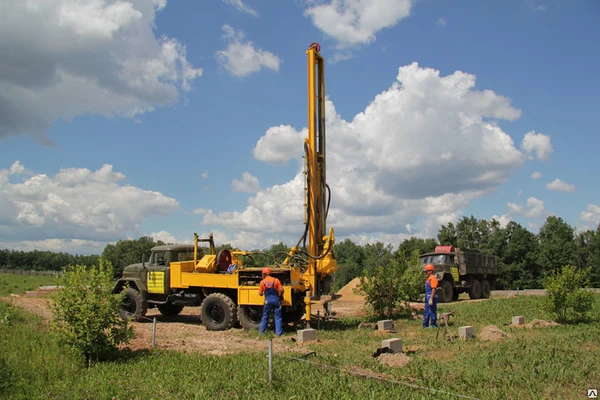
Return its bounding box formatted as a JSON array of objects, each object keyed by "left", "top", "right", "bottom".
[{"left": 2, "top": 215, "right": 599, "bottom": 289}]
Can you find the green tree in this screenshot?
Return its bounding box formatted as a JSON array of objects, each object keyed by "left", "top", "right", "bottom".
[
  {"left": 395, "top": 237, "right": 437, "bottom": 259},
  {"left": 438, "top": 222, "right": 458, "bottom": 247},
  {"left": 496, "top": 222, "right": 542, "bottom": 289},
  {"left": 576, "top": 226, "right": 600, "bottom": 287},
  {"left": 49, "top": 260, "right": 133, "bottom": 366},
  {"left": 356, "top": 250, "right": 423, "bottom": 319},
  {"left": 333, "top": 239, "right": 364, "bottom": 290},
  {"left": 538, "top": 216, "right": 576, "bottom": 275},
  {"left": 542, "top": 265, "right": 596, "bottom": 323}
]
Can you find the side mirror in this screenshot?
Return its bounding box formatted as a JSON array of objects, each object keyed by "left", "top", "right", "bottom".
[{"left": 142, "top": 252, "right": 147, "bottom": 269}]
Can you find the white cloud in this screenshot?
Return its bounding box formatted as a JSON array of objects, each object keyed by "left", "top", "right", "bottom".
[
  {"left": 580, "top": 204, "right": 600, "bottom": 230},
  {"left": 304, "top": 0, "right": 413, "bottom": 49},
  {"left": 202, "top": 170, "right": 209, "bottom": 179},
  {"left": 223, "top": 0, "right": 258, "bottom": 17},
  {"left": 507, "top": 197, "right": 546, "bottom": 218},
  {"left": 203, "top": 63, "right": 526, "bottom": 243},
  {"left": 232, "top": 172, "right": 260, "bottom": 193},
  {"left": 0, "top": 162, "right": 179, "bottom": 243},
  {"left": 9, "top": 161, "right": 25, "bottom": 175},
  {"left": 149, "top": 230, "right": 178, "bottom": 244},
  {"left": 253, "top": 125, "right": 305, "bottom": 165},
  {"left": 546, "top": 178, "right": 575, "bottom": 192},
  {"left": 521, "top": 131, "right": 553, "bottom": 161},
  {"left": 0, "top": 0, "right": 202, "bottom": 142},
  {"left": 531, "top": 171, "right": 542, "bottom": 179},
  {"left": 216, "top": 25, "right": 280, "bottom": 78},
  {"left": 436, "top": 17, "right": 447, "bottom": 27}
]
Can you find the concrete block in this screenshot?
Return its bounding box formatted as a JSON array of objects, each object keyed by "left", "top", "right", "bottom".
[
  {"left": 381, "top": 338, "right": 403, "bottom": 353},
  {"left": 377, "top": 319, "right": 394, "bottom": 331},
  {"left": 297, "top": 329, "right": 317, "bottom": 343},
  {"left": 512, "top": 316, "right": 525, "bottom": 326},
  {"left": 458, "top": 326, "right": 475, "bottom": 339}
]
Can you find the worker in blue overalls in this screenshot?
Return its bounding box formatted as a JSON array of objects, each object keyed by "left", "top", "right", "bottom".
[
  {"left": 422, "top": 264, "right": 438, "bottom": 328},
  {"left": 258, "top": 267, "right": 284, "bottom": 336}
]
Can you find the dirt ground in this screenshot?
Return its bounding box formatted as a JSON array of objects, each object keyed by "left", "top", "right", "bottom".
[
  {"left": 1, "top": 284, "right": 373, "bottom": 356},
  {"left": 0, "top": 278, "right": 465, "bottom": 356}
]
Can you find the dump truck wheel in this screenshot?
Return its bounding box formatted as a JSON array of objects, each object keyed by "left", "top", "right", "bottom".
[
  {"left": 481, "top": 279, "right": 491, "bottom": 299},
  {"left": 120, "top": 288, "right": 147, "bottom": 321},
  {"left": 468, "top": 279, "right": 482, "bottom": 300},
  {"left": 238, "top": 305, "right": 263, "bottom": 330},
  {"left": 438, "top": 280, "right": 454, "bottom": 303},
  {"left": 201, "top": 293, "right": 237, "bottom": 331},
  {"left": 158, "top": 303, "right": 184, "bottom": 317}
]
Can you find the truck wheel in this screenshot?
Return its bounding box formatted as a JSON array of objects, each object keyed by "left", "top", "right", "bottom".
[
  {"left": 468, "top": 279, "right": 482, "bottom": 300},
  {"left": 238, "top": 305, "right": 263, "bottom": 330},
  {"left": 201, "top": 293, "right": 237, "bottom": 331},
  {"left": 438, "top": 280, "right": 454, "bottom": 303},
  {"left": 158, "top": 303, "right": 184, "bottom": 317},
  {"left": 120, "top": 288, "right": 147, "bottom": 321},
  {"left": 481, "top": 279, "right": 491, "bottom": 299}
]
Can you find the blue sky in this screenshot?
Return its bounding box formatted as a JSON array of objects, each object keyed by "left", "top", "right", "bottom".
[{"left": 1, "top": 0, "right": 599, "bottom": 255}]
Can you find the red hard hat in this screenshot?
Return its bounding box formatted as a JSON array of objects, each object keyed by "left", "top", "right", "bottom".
[
  {"left": 262, "top": 267, "right": 272, "bottom": 275},
  {"left": 425, "top": 264, "right": 434, "bottom": 271}
]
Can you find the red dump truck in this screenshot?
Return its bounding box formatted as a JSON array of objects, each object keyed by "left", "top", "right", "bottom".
[{"left": 419, "top": 246, "right": 499, "bottom": 303}]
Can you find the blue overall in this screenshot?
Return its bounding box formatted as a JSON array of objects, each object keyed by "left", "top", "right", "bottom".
[
  {"left": 422, "top": 276, "right": 438, "bottom": 328},
  {"left": 259, "top": 277, "right": 283, "bottom": 336}
]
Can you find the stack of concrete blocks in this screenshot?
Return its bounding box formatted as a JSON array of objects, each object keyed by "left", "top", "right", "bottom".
[
  {"left": 458, "top": 325, "right": 475, "bottom": 339},
  {"left": 297, "top": 328, "right": 317, "bottom": 343},
  {"left": 512, "top": 316, "right": 525, "bottom": 326}
]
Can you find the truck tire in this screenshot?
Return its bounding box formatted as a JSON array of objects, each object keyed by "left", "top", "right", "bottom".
[
  {"left": 201, "top": 293, "right": 237, "bottom": 331},
  {"left": 438, "top": 280, "right": 454, "bottom": 303},
  {"left": 481, "top": 279, "right": 491, "bottom": 299},
  {"left": 158, "top": 303, "right": 184, "bottom": 317},
  {"left": 238, "top": 305, "right": 263, "bottom": 330},
  {"left": 120, "top": 288, "right": 147, "bottom": 321},
  {"left": 468, "top": 279, "right": 482, "bottom": 300}
]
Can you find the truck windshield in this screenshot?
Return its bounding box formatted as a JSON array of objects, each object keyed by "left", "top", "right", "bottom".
[{"left": 420, "top": 254, "right": 454, "bottom": 265}]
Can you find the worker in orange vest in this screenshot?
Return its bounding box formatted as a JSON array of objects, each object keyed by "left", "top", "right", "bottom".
[
  {"left": 422, "top": 264, "right": 438, "bottom": 328},
  {"left": 258, "top": 267, "right": 284, "bottom": 336}
]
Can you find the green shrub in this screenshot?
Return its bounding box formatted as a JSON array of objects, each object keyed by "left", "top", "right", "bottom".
[
  {"left": 356, "top": 250, "right": 423, "bottom": 319},
  {"left": 49, "top": 259, "right": 133, "bottom": 366},
  {"left": 542, "top": 264, "right": 596, "bottom": 323}
]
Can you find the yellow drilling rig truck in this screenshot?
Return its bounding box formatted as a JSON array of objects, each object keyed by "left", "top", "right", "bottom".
[{"left": 114, "top": 43, "right": 338, "bottom": 330}]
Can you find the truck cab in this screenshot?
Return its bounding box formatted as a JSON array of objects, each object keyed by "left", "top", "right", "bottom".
[{"left": 115, "top": 244, "right": 199, "bottom": 320}]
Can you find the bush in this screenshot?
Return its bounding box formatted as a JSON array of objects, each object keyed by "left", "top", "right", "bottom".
[
  {"left": 542, "top": 265, "right": 596, "bottom": 323},
  {"left": 49, "top": 259, "right": 133, "bottom": 366},
  {"left": 356, "top": 250, "right": 424, "bottom": 319}
]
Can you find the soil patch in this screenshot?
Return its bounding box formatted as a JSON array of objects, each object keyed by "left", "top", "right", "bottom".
[
  {"left": 526, "top": 319, "right": 560, "bottom": 328},
  {"left": 377, "top": 353, "right": 411, "bottom": 368},
  {"left": 478, "top": 325, "right": 510, "bottom": 342},
  {"left": 336, "top": 278, "right": 364, "bottom": 302}
]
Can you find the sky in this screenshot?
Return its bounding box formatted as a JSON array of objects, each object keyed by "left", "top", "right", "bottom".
[{"left": 1, "top": 0, "right": 599, "bottom": 255}]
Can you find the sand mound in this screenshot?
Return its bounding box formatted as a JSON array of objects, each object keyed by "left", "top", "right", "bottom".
[
  {"left": 479, "top": 325, "right": 510, "bottom": 342},
  {"left": 378, "top": 353, "right": 411, "bottom": 368},
  {"left": 526, "top": 319, "right": 560, "bottom": 328},
  {"left": 336, "top": 278, "right": 365, "bottom": 301}
]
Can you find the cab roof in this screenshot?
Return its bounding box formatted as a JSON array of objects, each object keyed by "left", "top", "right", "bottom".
[{"left": 151, "top": 244, "right": 195, "bottom": 252}]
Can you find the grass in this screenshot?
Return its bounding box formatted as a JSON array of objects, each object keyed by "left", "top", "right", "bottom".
[
  {"left": 1, "top": 283, "right": 599, "bottom": 399},
  {"left": 0, "top": 273, "right": 58, "bottom": 297}
]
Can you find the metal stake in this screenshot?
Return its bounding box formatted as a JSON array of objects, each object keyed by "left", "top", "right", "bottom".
[
  {"left": 268, "top": 339, "right": 273, "bottom": 382},
  {"left": 317, "top": 310, "right": 320, "bottom": 330},
  {"left": 152, "top": 317, "right": 157, "bottom": 348}
]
